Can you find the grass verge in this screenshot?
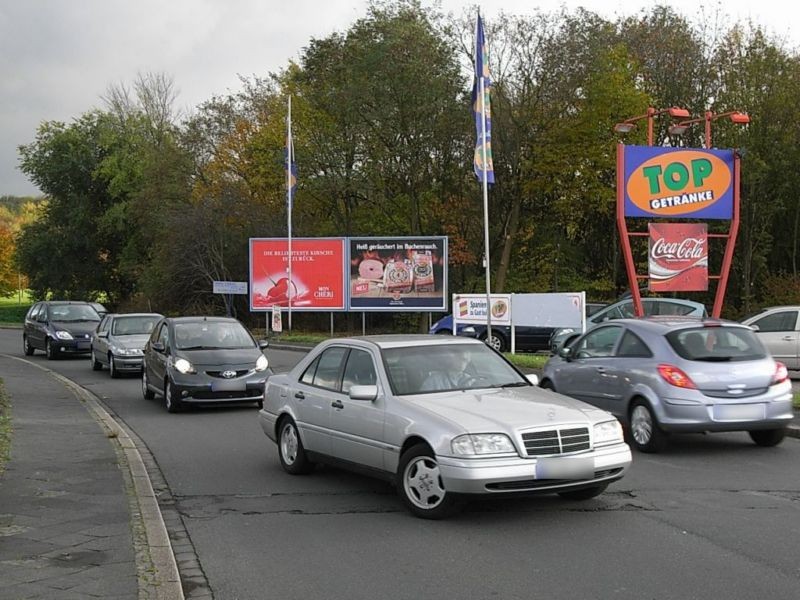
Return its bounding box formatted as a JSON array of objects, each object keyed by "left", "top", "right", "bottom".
[
  {"left": 0, "top": 379, "right": 11, "bottom": 476},
  {"left": 794, "top": 392, "right": 800, "bottom": 410}
]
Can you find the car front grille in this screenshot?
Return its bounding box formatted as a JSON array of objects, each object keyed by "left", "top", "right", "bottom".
[
  {"left": 206, "top": 369, "right": 250, "bottom": 379},
  {"left": 192, "top": 390, "right": 261, "bottom": 400},
  {"left": 521, "top": 427, "right": 590, "bottom": 457}
]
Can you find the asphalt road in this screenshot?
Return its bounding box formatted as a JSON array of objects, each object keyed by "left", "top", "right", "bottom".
[{"left": 2, "top": 329, "right": 799, "bottom": 600}]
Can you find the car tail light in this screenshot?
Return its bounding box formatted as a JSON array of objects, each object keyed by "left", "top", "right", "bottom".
[
  {"left": 771, "top": 361, "right": 788, "bottom": 385},
  {"left": 658, "top": 364, "right": 697, "bottom": 389}
]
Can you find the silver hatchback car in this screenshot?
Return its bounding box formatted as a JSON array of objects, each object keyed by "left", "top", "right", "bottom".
[
  {"left": 259, "top": 335, "right": 631, "bottom": 519},
  {"left": 541, "top": 318, "right": 794, "bottom": 452}
]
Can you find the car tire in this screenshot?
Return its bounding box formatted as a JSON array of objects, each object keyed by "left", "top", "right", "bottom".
[
  {"left": 45, "top": 338, "right": 57, "bottom": 360},
  {"left": 540, "top": 379, "right": 556, "bottom": 392},
  {"left": 164, "top": 378, "right": 183, "bottom": 413},
  {"left": 23, "top": 335, "right": 35, "bottom": 356},
  {"left": 91, "top": 350, "right": 102, "bottom": 371},
  {"left": 141, "top": 368, "right": 155, "bottom": 400},
  {"left": 397, "top": 444, "right": 462, "bottom": 519},
  {"left": 109, "top": 355, "right": 119, "bottom": 379},
  {"left": 558, "top": 483, "right": 608, "bottom": 501},
  {"left": 628, "top": 399, "right": 667, "bottom": 453},
  {"left": 748, "top": 428, "right": 786, "bottom": 447},
  {"left": 480, "top": 331, "right": 507, "bottom": 353},
  {"left": 277, "top": 417, "right": 314, "bottom": 474}
]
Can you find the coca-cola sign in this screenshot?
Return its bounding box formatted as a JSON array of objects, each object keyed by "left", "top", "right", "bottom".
[{"left": 648, "top": 223, "right": 708, "bottom": 292}]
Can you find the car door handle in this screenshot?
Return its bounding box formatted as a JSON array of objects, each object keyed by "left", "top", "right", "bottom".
[
  {"left": 595, "top": 367, "right": 606, "bottom": 373},
  {"left": 782, "top": 336, "right": 795, "bottom": 341},
  {"left": 294, "top": 391, "right": 305, "bottom": 400},
  {"left": 331, "top": 400, "right": 344, "bottom": 409}
]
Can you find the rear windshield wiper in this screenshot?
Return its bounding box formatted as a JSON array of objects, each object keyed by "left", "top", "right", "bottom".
[{"left": 692, "top": 356, "right": 734, "bottom": 362}]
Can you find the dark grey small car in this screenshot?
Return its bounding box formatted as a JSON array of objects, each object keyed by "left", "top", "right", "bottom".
[
  {"left": 90, "top": 313, "right": 163, "bottom": 377},
  {"left": 141, "top": 316, "right": 272, "bottom": 412},
  {"left": 23, "top": 301, "right": 101, "bottom": 359}
]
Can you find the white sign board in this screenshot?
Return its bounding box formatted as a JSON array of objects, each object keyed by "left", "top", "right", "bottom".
[
  {"left": 511, "top": 292, "right": 585, "bottom": 329},
  {"left": 213, "top": 281, "right": 248, "bottom": 295},
  {"left": 271, "top": 306, "right": 283, "bottom": 333},
  {"left": 452, "top": 294, "right": 512, "bottom": 325}
]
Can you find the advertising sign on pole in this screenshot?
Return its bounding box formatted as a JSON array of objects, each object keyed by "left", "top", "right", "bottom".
[
  {"left": 622, "top": 146, "right": 734, "bottom": 220},
  {"left": 452, "top": 294, "right": 511, "bottom": 325},
  {"left": 249, "top": 238, "right": 346, "bottom": 311},
  {"left": 648, "top": 223, "right": 708, "bottom": 292},
  {"left": 347, "top": 237, "right": 448, "bottom": 311},
  {"left": 271, "top": 306, "right": 283, "bottom": 333}
]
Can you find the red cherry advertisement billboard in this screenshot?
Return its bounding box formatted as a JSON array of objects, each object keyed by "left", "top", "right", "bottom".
[
  {"left": 648, "top": 223, "right": 708, "bottom": 292},
  {"left": 249, "top": 238, "right": 346, "bottom": 311},
  {"left": 622, "top": 146, "right": 734, "bottom": 219}
]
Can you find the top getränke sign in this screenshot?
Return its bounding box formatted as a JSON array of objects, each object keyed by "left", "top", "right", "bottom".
[{"left": 622, "top": 146, "right": 734, "bottom": 220}]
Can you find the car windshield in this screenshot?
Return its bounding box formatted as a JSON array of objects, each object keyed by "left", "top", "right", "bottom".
[
  {"left": 112, "top": 316, "right": 159, "bottom": 336},
  {"left": 49, "top": 304, "right": 100, "bottom": 322},
  {"left": 173, "top": 321, "right": 255, "bottom": 350},
  {"left": 666, "top": 326, "right": 767, "bottom": 362},
  {"left": 382, "top": 343, "right": 528, "bottom": 395}
]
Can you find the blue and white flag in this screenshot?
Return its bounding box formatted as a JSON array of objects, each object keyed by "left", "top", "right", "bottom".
[{"left": 472, "top": 13, "right": 494, "bottom": 184}]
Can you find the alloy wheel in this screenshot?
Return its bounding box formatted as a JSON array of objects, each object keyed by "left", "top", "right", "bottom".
[
  {"left": 403, "top": 455, "right": 446, "bottom": 510},
  {"left": 280, "top": 423, "right": 299, "bottom": 466},
  {"left": 631, "top": 405, "right": 653, "bottom": 445}
]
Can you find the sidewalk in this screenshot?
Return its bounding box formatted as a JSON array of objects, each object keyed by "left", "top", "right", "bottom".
[{"left": 0, "top": 355, "right": 182, "bottom": 599}]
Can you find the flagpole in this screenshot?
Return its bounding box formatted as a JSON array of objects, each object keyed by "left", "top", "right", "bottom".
[
  {"left": 479, "top": 75, "right": 492, "bottom": 348},
  {"left": 287, "top": 96, "right": 293, "bottom": 331}
]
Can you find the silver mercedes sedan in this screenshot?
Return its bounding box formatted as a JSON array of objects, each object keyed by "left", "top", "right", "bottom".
[
  {"left": 541, "top": 318, "right": 794, "bottom": 453},
  {"left": 258, "top": 335, "right": 631, "bottom": 519}
]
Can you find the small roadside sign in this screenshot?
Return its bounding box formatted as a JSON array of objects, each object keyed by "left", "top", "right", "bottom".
[
  {"left": 271, "top": 306, "right": 283, "bottom": 333},
  {"left": 213, "top": 281, "right": 248, "bottom": 295}
]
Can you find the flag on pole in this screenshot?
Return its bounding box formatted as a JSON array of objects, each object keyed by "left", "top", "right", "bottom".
[
  {"left": 285, "top": 99, "right": 297, "bottom": 212},
  {"left": 472, "top": 12, "right": 494, "bottom": 184}
]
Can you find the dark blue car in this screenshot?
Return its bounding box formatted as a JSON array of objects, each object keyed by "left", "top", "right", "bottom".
[
  {"left": 23, "top": 301, "right": 102, "bottom": 359},
  {"left": 429, "top": 314, "right": 555, "bottom": 353}
]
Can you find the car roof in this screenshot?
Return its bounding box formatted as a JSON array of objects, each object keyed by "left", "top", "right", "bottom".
[
  {"left": 108, "top": 312, "right": 163, "bottom": 319},
  {"left": 41, "top": 300, "right": 93, "bottom": 305},
  {"left": 611, "top": 316, "right": 748, "bottom": 334},
  {"left": 166, "top": 316, "right": 240, "bottom": 324},
  {"left": 325, "top": 334, "right": 484, "bottom": 350}
]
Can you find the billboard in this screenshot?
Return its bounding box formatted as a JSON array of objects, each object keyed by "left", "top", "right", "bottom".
[
  {"left": 622, "top": 146, "right": 734, "bottom": 219},
  {"left": 249, "top": 238, "right": 346, "bottom": 311},
  {"left": 648, "top": 223, "right": 708, "bottom": 292},
  {"left": 453, "top": 294, "right": 511, "bottom": 325},
  {"left": 347, "top": 237, "right": 448, "bottom": 311}
]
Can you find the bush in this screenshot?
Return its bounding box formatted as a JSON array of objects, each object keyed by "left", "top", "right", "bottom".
[{"left": 0, "top": 303, "right": 30, "bottom": 324}]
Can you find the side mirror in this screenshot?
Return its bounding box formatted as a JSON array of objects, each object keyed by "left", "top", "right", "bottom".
[
  {"left": 151, "top": 341, "right": 165, "bottom": 353},
  {"left": 559, "top": 346, "right": 573, "bottom": 361},
  {"left": 525, "top": 374, "right": 539, "bottom": 386},
  {"left": 258, "top": 339, "right": 270, "bottom": 349},
  {"left": 37, "top": 314, "right": 48, "bottom": 323},
  {"left": 98, "top": 331, "right": 109, "bottom": 338},
  {"left": 349, "top": 385, "right": 378, "bottom": 401}
]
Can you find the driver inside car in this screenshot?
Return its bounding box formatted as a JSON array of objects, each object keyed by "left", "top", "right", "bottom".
[{"left": 420, "top": 349, "right": 476, "bottom": 392}]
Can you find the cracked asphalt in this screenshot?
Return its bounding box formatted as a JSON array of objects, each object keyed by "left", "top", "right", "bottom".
[{"left": 2, "top": 329, "right": 799, "bottom": 599}]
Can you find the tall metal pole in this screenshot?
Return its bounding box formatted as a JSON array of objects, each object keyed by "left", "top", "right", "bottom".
[
  {"left": 286, "top": 96, "right": 293, "bottom": 331},
  {"left": 479, "top": 75, "right": 493, "bottom": 346}
]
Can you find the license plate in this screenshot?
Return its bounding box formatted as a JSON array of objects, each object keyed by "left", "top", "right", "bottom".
[
  {"left": 535, "top": 456, "right": 593, "bottom": 480},
  {"left": 77, "top": 342, "right": 90, "bottom": 350},
  {"left": 211, "top": 380, "right": 246, "bottom": 392},
  {"left": 713, "top": 403, "right": 765, "bottom": 421}
]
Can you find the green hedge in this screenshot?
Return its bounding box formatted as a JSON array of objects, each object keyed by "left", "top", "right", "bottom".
[{"left": 0, "top": 304, "right": 31, "bottom": 324}]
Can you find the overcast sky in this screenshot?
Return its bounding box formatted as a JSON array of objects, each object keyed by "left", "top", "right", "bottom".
[{"left": 1, "top": 0, "right": 797, "bottom": 197}]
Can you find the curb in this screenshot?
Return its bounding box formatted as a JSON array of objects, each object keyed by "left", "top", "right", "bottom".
[{"left": 0, "top": 354, "right": 184, "bottom": 600}]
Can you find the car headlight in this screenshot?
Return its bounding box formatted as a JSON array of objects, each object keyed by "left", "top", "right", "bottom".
[
  {"left": 451, "top": 433, "right": 516, "bottom": 456},
  {"left": 171, "top": 357, "right": 196, "bottom": 374},
  {"left": 462, "top": 326, "right": 476, "bottom": 334},
  {"left": 112, "top": 346, "right": 143, "bottom": 356},
  {"left": 55, "top": 330, "right": 73, "bottom": 340},
  {"left": 558, "top": 328, "right": 575, "bottom": 336},
  {"left": 593, "top": 419, "right": 624, "bottom": 446},
  {"left": 255, "top": 354, "right": 269, "bottom": 372}
]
